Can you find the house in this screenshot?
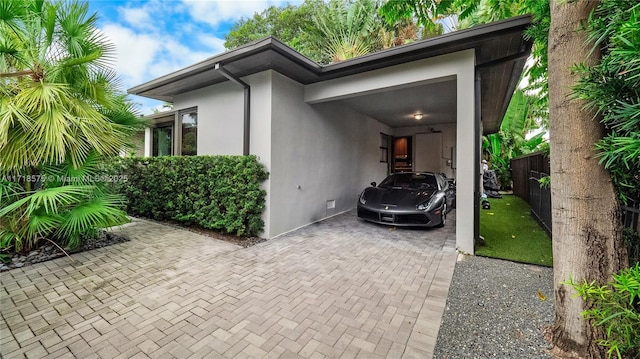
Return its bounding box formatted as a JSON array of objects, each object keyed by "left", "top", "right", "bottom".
[{"left": 128, "top": 15, "right": 532, "bottom": 254}]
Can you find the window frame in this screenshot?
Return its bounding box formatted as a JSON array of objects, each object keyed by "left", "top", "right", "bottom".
[
  {"left": 151, "top": 121, "right": 174, "bottom": 156},
  {"left": 176, "top": 107, "right": 198, "bottom": 156}
]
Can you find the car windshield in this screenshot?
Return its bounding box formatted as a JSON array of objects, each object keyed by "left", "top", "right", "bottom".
[{"left": 379, "top": 173, "right": 438, "bottom": 190}]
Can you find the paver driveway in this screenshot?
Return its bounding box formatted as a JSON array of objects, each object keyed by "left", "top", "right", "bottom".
[{"left": 1, "top": 210, "right": 457, "bottom": 359}]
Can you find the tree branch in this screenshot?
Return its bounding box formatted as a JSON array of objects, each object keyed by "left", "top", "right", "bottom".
[{"left": 0, "top": 70, "right": 35, "bottom": 78}]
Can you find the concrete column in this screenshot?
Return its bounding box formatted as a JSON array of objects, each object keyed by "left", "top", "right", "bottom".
[
  {"left": 144, "top": 127, "right": 152, "bottom": 157},
  {"left": 455, "top": 51, "right": 476, "bottom": 254}
]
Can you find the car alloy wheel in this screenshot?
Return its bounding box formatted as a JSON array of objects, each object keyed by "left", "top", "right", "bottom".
[{"left": 437, "top": 204, "right": 446, "bottom": 228}]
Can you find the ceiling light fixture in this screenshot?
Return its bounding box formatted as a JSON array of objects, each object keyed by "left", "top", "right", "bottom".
[{"left": 414, "top": 113, "right": 424, "bottom": 120}]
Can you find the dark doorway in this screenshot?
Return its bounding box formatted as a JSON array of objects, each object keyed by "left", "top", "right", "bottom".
[{"left": 393, "top": 136, "right": 413, "bottom": 172}]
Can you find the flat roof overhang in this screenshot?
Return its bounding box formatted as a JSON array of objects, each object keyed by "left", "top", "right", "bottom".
[{"left": 128, "top": 15, "right": 532, "bottom": 134}]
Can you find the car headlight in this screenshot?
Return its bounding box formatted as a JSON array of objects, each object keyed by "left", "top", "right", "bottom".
[
  {"left": 359, "top": 191, "right": 367, "bottom": 205},
  {"left": 417, "top": 200, "right": 439, "bottom": 211}
]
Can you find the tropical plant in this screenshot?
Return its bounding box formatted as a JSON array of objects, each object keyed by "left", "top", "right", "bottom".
[
  {"left": 224, "top": 1, "right": 322, "bottom": 62},
  {"left": 379, "top": 0, "right": 551, "bottom": 129},
  {"left": 303, "top": 0, "right": 384, "bottom": 63},
  {"left": 225, "top": 0, "right": 421, "bottom": 64},
  {"left": 378, "top": 0, "right": 455, "bottom": 36},
  {"left": 482, "top": 90, "right": 546, "bottom": 188},
  {"left": 573, "top": 0, "right": 640, "bottom": 206},
  {"left": 567, "top": 263, "right": 640, "bottom": 359},
  {"left": 0, "top": 154, "right": 129, "bottom": 251},
  {"left": 0, "top": 0, "right": 142, "bottom": 253}
]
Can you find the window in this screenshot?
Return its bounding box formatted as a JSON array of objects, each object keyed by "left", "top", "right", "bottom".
[
  {"left": 379, "top": 133, "right": 389, "bottom": 163},
  {"left": 180, "top": 109, "right": 197, "bottom": 156},
  {"left": 152, "top": 123, "right": 173, "bottom": 156}
]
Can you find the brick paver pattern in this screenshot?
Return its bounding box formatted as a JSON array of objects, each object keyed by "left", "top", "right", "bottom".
[{"left": 1, "top": 210, "right": 457, "bottom": 359}]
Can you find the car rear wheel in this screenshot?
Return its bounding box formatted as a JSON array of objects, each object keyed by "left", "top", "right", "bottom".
[{"left": 436, "top": 204, "right": 447, "bottom": 228}]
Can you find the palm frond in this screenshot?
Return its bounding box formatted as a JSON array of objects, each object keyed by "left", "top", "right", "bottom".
[
  {"left": 0, "top": 185, "right": 93, "bottom": 218},
  {"left": 55, "top": 192, "right": 128, "bottom": 248}
]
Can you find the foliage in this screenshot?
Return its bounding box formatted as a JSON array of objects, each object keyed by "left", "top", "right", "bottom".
[
  {"left": 567, "top": 263, "right": 640, "bottom": 359},
  {"left": 378, "top": 0, "right": 456, "bottom": 35},
  {"left": 537, "top": 175, "right": 550, "bottom": 189},
  {"left": 623, "top": 228, "right": 640, "bottom": 267},
  {"left": 482, "top": 90, "right": 546, "bottom": 189},
  {"left": 477, "top": 195, "right": 552, "bottom": 266},
  {"left": 0, "top": 0, "right": 142, "bottom": 253},
  {"left": 0, "top": 0, "right": 141, "bottom": 170},
  {"left": 106, "top": 156, "right": 269, "bottom": 237},
  {"left": 521, "top": 0, "right": 550, "bottom": 127},
  {"left": 573, "top": 0, "right": 640, "bottom": 206},
  {"left": 224, "top": 0, "right": 422, "bottom": 64},
  {"left": 379, "top": 0, "right": 551, "bottom": 188},
  {"left": 310, "top": 0, "right": 384, "bottom": 63},
  {"left": 0, "top": 154, "right": 129, "bottom": 251},
  {"left": 457, "top": 0, "right": 524, "bottom": 29},
  {"left": 224, "top": 1, "right": 323, "bottom": 62}
]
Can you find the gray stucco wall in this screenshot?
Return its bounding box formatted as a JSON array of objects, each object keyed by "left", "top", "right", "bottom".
[
  {"left": 156, "top": 49, "right": 476, "bottom": 253},
  {"left": 173, "top": 81, "right": 244, "bottom": 156},
  {"left": 268, "top": 71, "right": 390, "bottom": 237},
  {"left": 246, "top": 71, "right": 274, "bottom": 238}
]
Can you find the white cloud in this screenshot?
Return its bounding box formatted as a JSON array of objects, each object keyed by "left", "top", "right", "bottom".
[
  {"left": 97, "top": 0, "right": 301, "bottom": 114},
  {"left": 120, "top": 7, "right": 152, "bottom": 27},
  {"left": 182, "top": 0, "right": 297, "bottom": 27},
  {"left": 146, "top": 50, "right": 211, "bottom": 80},
  {"left": 100, "top": 24, "right": 161, "bottom": 86},
  {"left": 198, "top": 34, "right": 227, "bottom": 53}
]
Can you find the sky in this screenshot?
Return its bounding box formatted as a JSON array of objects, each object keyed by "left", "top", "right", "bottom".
[{"left": 88, "top": 0, "right": 303, "bottom": 114}]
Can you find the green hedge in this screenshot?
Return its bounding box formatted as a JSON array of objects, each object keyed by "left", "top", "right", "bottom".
[{"left": 106, "top": 156, "right": 269, "bottom": 236}]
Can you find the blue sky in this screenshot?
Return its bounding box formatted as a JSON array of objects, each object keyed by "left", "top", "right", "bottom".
[{"left": 87, "top": 0, "right": 302, "bottom": 113}]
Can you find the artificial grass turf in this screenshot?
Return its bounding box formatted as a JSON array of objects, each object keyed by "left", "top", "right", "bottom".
[{"left": 477, "top": 194, "right": 553, "bottom": 267}]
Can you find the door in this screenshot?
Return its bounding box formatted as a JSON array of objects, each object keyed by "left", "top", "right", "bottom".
[{"left": 414, "top": 132, "right": 442, "bottom": 172}]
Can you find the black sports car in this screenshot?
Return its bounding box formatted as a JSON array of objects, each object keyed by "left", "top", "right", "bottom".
[{"left": 357, "top": 172, "right": 455, "bottom": 227}]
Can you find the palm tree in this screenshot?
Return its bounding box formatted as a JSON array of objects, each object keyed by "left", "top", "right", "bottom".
[
  {"left": 482, "top": 90, "right": 546, "bottom": 188},
  {"left": 310, "top": 0, "right": 384, "bottom": 63},
  {"left": 0, "top": 0, "right": 142, "bottom": 253}
]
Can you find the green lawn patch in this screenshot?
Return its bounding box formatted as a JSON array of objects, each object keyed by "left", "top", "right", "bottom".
[{"left": 477, "top": 194, "right": 553, "bottom": 267}]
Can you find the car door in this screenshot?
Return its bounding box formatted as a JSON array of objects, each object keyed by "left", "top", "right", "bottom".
[{"left": 437, "top": 174, "right": 455, "bottom": 211}]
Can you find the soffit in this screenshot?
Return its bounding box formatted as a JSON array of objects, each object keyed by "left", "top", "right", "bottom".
[{"left": 128, "top": 15, "right": 532, "bottom": 134}]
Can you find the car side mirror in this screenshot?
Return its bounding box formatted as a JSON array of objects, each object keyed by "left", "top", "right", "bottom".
[
  {"left": 447, "top": 178, "right": 455, "bottom": 189},
  {"left": 370, "top": 182, "right": 377, "bottom": 187}
]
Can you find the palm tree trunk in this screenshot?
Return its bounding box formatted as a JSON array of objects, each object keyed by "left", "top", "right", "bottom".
[{"left": 548, "top": 1, "right": 628, "bottom": 357}]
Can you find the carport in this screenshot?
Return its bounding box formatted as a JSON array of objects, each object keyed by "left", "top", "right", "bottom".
[{"left": 129, "top": 15, "right": 532, "bottom": 254}]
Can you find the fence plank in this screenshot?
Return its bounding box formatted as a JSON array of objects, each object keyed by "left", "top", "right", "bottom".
[
  {"left": 529, "top": 171, "right": 552, "bottom": 236},
  {"left": 511, "top": 151, "right": 549, "bottom": 204}
]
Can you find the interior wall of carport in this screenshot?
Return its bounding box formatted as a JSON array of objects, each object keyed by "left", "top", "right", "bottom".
[
  {"left": 304, "top": 50, "right": 477, "bottom": 254},
  {"left": 393, "top": 124, "right": 457, "bottom": 179},
  {"left": 267, "top": 71, "right": 391, "bottom": 238}
]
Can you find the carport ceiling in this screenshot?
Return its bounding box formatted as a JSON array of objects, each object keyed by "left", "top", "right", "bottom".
[{"left": 335, "top": 79, "right": 457, "bottom": 127}]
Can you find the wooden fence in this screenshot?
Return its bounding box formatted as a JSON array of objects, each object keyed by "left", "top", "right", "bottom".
[
  {"left": 529, "top": 171, "right": 552, "bottom": 236},
  {"left": 511, "top": 151, "right": 550, "bottom": 203},
  {"left": 513, "top": 152, "right": 639, "bottom": 263}
]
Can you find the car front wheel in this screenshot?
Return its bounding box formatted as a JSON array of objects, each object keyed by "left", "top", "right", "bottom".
[{"left": 436, "top": 204, "right": 446, "bottom": 228}]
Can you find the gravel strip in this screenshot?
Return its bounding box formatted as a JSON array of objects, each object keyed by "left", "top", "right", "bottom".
[
  {"left": 433, "top": 255, "right": 554, "bottom": 359},
  {"left": 0, "top": 230, "right": 129, "bottom": 272}
]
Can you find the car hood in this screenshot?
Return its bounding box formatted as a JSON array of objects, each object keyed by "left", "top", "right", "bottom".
[{"left": 362, "top": 187, "right": 436, "bottom": 207}]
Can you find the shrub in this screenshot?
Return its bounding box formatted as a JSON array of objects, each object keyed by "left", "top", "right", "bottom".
[
  {"left": 568, "top": 263, "right": 640, "bottom": 359},
  {"left": 106, "top": 156, "right": 269, "bottom": 237},
  {"left": 1, "top": 152, "right": 129, "bottom": 253}
]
